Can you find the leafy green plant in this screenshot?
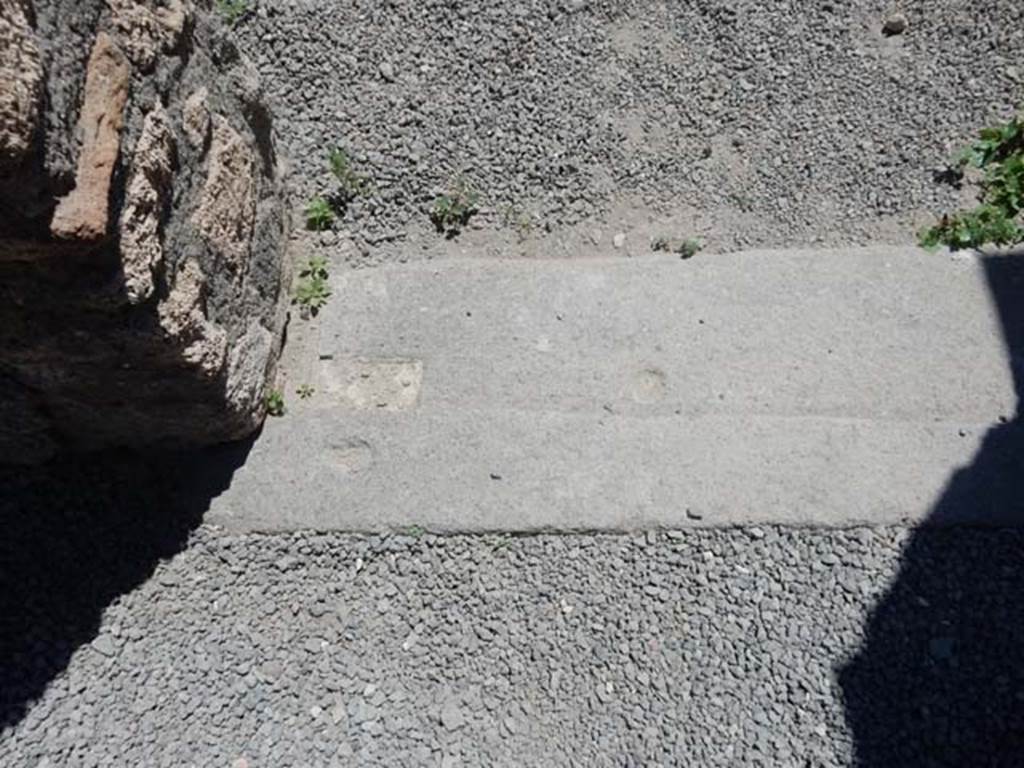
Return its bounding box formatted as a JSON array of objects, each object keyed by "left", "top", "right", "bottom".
[
  {"left": 652, "top": 235, "right": 702, "bottom": 259},
  {"left": 431, "top": 178, "right": 479, "bottom": 236},
  {"left": 215, "top": 0, "right": 249, "bottom": 24},
  {"left": 328, "top": 148, "right": 371, "bottom": 204},
  {"left": 265, "top": 389, "right": 285, "bottom": 417},
  {"left": 920, "top": 113, "right": 1024, "bottom": 251},
  {"left": 678, "top": 238, "right": 702, "bottom": 259},
  {"left": 305, "top": 196, "right": 335, "bottom": 231},
  {"left": 296, "top": 384, "right": 315, "bottom": 399},
  {"left": 293, "top": 254, "right": 331, "bottom": 314}
]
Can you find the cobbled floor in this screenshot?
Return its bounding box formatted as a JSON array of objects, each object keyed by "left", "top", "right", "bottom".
[{"left": 3, "top": 522, "right": 1023, "bottom": 767}]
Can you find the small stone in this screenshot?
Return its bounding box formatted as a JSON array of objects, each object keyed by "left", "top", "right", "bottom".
[
  {"left": 882, "top": 13, "right": 908, "bottom": 36},
  {"left": 259, "top": 660, "right": 283, "bottom": 681},
  {"left": 331, "top": 703, "right": 347, "bottom": 725},
  {"left": 612, "top": 232, "right": 626, "bottom": 249},
  {"left": 440, "top": 701, "right": 465, "bottom": 731},
  {"left": 91, "top": 634, "right": 117, "bottom": 657},
  {"left": 275, "top": 555, "right": 298, "bottom": 571},
  {"left": 379, "top": 61, "right": 395, "bottom": 82},
  {"left": 929, "top": 636, "right": 955, "bottom": 661}
]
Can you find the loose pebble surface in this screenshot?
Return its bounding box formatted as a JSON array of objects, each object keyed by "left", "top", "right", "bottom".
[
  {"left": 233, "top": 0, "right": 1023, "bottom": 260},
  {"left": 3, "top": 521, "right": 1023, "bottom": 766}
]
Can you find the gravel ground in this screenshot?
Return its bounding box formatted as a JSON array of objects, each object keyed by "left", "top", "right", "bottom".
[
  {"left": 231, "top": 0, "right": 1023, "bottom": 261},
  {"left": 3, "top": 510, "right": 1023, "bottom": 766}
]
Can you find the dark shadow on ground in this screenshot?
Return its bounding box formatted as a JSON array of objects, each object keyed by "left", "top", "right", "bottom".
[
  {"left": 839, "top": 255, "right": 1024, "bottom": 767},
  {"left": 0, "top": 438, "right": 253, "bottom": 731}
]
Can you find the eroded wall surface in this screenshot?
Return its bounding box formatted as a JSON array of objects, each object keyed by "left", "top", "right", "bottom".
[{"left": 0, "top": 0, "right": 290, "bottom": 462}]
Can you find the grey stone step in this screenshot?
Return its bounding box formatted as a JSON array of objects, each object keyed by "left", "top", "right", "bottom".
[{"left": 207, "top": 246, "right": 1017, "bottom": 532}]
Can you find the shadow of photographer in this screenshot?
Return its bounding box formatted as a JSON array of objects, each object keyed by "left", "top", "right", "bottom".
[{"left": 839, "top": 255, "right": 1024, "bottom": 766}]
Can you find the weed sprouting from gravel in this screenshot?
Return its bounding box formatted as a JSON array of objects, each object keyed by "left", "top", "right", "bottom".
[
  {"left": 305, "top": 196, "right": 335, "bottom": 231},
  {"left": 652, "top": 236, "right": 703, "bottom": 259},
  {"left": 431, "top": 178, "right": 479, "bottom": 237},
  {"left": 502, "top": 204, "right": 535, "bottom": 242},
  {"left": 265, "top": 389, "right": 285, "bottom": 417},
  {"left": 305, "top": 150, "right": 370, "bottom": 229},
  {"left": 215, "top": 0, "right": 249, "bottom": 24},
  {"left": 920, "top": 112, "right": 1024, "bottom": 251},
  {"left": 293, "top": 254, "right": 331, "bottom": 315},
  {"left": 328, "top": 148, "right": 371, "bottom": 207},
  {"left": 678, "top": 238, "right": 703, "bottom": 259},
  {"left": 296, "top": 384, "right": 315, "bottom": 400}
]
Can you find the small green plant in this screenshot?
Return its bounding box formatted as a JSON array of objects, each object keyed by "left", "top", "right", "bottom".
[
  {"left": 431, "top": 178, "right": 479, "bottom": 236},
  {"left": 305, "top": 196, "right": 335, "bottom": 231},
  {"left": 296, "top": 384, "right": 315, "bottom": 399},
  {"left": 328, "top": 148, "right": 371, "bottom": 204},
  {"left": 678, "top": 238, "right": 702, "bottom": 259},
  {"left": 265, "top": 389, "right": 285, "bottom": 417},
  {"left": 919, "top": 113, "right": 1024, "bottom": 251},
  {"left": 215, "top": 0, "right": 249, "bottom": 24},
  {"left": 293, "top": 254, "right": 331, "bottom": 314},
  {"left": 502, "top": 204, "right": 534, "bottom": 242},
  {"left": 651, "top": 235, "right": 702, "bottom": 259},
  {"left": 406, "top": 525, "right": 425, "bottom": 539}
]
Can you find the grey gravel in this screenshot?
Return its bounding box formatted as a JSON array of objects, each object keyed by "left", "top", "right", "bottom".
[
  {"left": 233, "top": 0, "right": 1022, "bottom": 262},
  {"left": 3, "top": 524, "right": 1023, "bottom": 767}
]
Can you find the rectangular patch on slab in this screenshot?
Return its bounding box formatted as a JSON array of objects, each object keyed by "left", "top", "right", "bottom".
[{"left": 319, "top": 358, "right": 423, "bottom": 411}]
